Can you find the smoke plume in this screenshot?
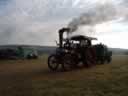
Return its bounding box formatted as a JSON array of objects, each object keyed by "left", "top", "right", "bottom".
[{"left": 68, "top": 2, "right": 118, "bottom": 32}]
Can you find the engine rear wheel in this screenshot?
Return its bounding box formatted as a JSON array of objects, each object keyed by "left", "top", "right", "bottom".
[
  {"left": 48, "top": 55, "right": 59, "bottom": 71},
  {"left": 84, "top": 47, "right": 96, "bottom": 67},
  {"left": 61, "top": 54, "right": 73, "bottom": 71},
  {"left": 107, "top": 56, "right": 112, "bottom": 63}
]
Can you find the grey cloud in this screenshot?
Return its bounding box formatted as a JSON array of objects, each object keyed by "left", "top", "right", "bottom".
[
  {"left": 0, "top": 0, "right": 128, "bottom": 46},
  {"left": 0, "top": 0, "right": 92, "bottom": 45}
]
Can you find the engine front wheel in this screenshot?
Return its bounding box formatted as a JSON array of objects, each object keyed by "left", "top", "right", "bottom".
[{"left": 48, "top": 55, "right": 59, "bottom": 71}]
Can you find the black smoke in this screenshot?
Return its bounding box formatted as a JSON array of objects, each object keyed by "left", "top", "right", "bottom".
[{"left": 68, "top": 2, "right": 118, "bottom": 32}]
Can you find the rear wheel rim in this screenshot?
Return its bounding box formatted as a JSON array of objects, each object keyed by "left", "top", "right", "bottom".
[
  {"left": 86, "top": 48, "right": 96, "bottom": 65},
  {"left": 62, "top": 54, "right": 73, "bottom": 71}
]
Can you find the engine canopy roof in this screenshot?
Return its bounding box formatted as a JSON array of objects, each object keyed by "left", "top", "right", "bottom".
[{"left": 69, "top": 35, "right": 97, "bottom": 41}]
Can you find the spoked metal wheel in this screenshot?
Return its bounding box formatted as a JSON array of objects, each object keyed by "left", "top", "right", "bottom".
[
  {"left": 61, "top": 54, "right": 73, "bottom": 71},
  {"left": 100, "top": 57, "right": 105, "bottom": 64},
  {"left": 85, "top": 48, "right": 96, "bottom": 67},
  {"left": 48, "top": 55, "right": 59, "bottom": 71},
  {"left": 107, "top": 56, "right": 112, "bottom": 64}
]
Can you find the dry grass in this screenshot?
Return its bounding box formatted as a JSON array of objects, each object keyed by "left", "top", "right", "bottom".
[{"left": 0, "top": 55, "right": 128, "bottom": 96}]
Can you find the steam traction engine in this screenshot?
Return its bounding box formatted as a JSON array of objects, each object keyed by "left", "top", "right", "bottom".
[{"left": 48, "top": 28, "right": 112, "bottom": 71}]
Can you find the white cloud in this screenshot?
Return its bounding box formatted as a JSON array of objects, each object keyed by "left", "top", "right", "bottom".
[
  {"left": 0, "top": 0, "right": 128, "bottom": 48},
  {"left": 96, "top": 32, "right": 128, "bottom": 49}
]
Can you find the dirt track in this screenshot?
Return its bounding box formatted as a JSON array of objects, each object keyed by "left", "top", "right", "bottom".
[
  {"left": 0, "top": 54, "right": 126, "bottom": 80},
  {"left": 0, "top": 55, "right": 127, "bottom": 81},
  {"left": 0, "top": 56, "right": 111, "bottom": 81},
  {"left": 0, "top": 55, "right": 108, "bottom": 85},
  {"left": 0, "top": 55, "right": 128, "bottom": 96},
  {"left": 0, "top": 56, "right": 48, "bottom": 96}
]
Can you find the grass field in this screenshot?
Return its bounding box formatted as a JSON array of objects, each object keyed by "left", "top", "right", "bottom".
[{"left": 0, "top": 55, "right": 128, "bottom": 96}]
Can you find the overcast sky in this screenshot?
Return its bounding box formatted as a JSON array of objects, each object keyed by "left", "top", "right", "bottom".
[{"left": 0, "top": 0, "right": 128, "bottom": 48}]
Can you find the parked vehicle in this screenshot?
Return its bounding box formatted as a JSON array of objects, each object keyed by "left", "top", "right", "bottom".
[{"left": 0, "top": 47, "right": 38, "bottom": 60}]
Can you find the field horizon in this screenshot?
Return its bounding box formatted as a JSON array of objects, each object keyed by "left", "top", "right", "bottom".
[{"left": 0, "top": 44, "right": 128, "bottom": 55}]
